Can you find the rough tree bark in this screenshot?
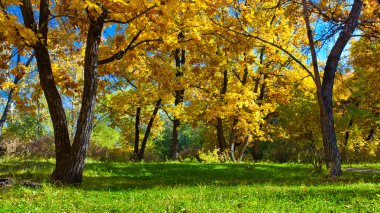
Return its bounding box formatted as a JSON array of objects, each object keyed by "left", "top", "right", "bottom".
[
  {"left": 132, "top": 107, "right": 141, "bottom": 160},
  {"left": 302, "top": 0, "right": 363, "bottom": 176},
  {"left": 21, "top": 0, "right": 72, "bottom": 180},
  {"left": 171, "top": 46, "right": 185, "bottom": 160},
  {"left": 216, "top": 69, "right": 228, "bottom": 152},
  {"left": 51, "top": 5, "right": 106, "bottom": 183}
]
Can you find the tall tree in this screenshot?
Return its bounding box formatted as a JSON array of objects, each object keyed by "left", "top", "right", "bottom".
[
  {"left": 302, "top": 0, "right": 363, "bottom": 176},
  {"left": 19, "top": 0, "right": 108, "bottom": 183}
]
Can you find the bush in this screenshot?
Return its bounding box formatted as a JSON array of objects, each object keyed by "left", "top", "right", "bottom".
[
  {"left": 262, "top": 141, "right": 296, "bottom": 163},
  {"left": 87, "top": 143, "right": 131, "bottom": 162},
  {"left": 0, "top": 135, "right": 55, "bottom": 158},
  {"left": 179, "top": 147, "right": 200, "bottom": 161},
  {"left": 0, "top": 145, "right": 5, "bottom": 157},
  {"left": 198, "top": 149, "right": 220, "bottom": 163},
  {"left": 258, "top": 140, "right": 324, "bottom": 172}
]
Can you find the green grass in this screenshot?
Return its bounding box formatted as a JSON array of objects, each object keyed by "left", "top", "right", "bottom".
[{"left": 0, "top": 159, "right": 379, "bottom": 212}]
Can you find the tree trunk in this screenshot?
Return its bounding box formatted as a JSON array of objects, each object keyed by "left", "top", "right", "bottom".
[
  {"left": 252, "top": 141, "right": 261, "bottom": 161},
  {"left": 138, "top": 99, "right": 161, "bottom": 160},
  {"left": 216, "top": 69, "right": 228, "bottom": 152},
  {"left": 21, "top": 0, "right": 72, "bottom": 180},
  {"left": 365, "top": 127, "right": 376, "bottom": 141},
  {"left": 302, "top": 0, "right": 363, "bottom": 177},
  {"left": 237, "top": 135, "right": 250, "bottom": 161},
  {"left": 21, "top": 0, "right": 109, "bottom": 183},
  {"left": 251, "top": 73, "right": 268, "bottom": 160},
  {"left": 342, "top": 117, "right": 353, "bottom": 161},
  {"left": 133, "top": 107, "right": 141, "bottom": 161},
  {"left": 250, "top": 49, "right": 265, "bottom": 160},
  {"left": 228, "top": 63, "right": 251, "bottom": 162},
  {"left": 258, "top": 74, "right": 268, "bottom": 101},
  {"left": 319, "top": 109, "right": 341, "bottom": 176},
  {"left": 20, "top": 0, "right": 107, "bottom": 183},
  {"left": 0, "top": 87, "right": 16, "bottom": 140},
  {"left": 216, "top": 118, "right": 227, "bottom": 152},
  {"left": 171, "top": 118, "right": 181, "bottom": 160},
  {"left": 171, "top": 46, "right": 185, "bottom": 160},
  {"left": 228, "top": 118, "right": 238, "bottom": 162},
  {"left": 320, "top": 0, "right": 363, "bottom": 176},
  {"left": 51, "top": 7, "right": 106, "bottom": 183},
  {"left": 230, "top": 142, "right": 236, "bottom": 161}
]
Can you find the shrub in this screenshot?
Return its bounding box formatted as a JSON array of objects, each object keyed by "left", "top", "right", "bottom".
[
  {"left": 198, "top": 149, "right": 220, "bottom": 163},
  {"left": 87, "top": 143, "right": 131, "bottom": 162},
  {"left": 0, "top": 135, "right": 55, "bottom": 158}
]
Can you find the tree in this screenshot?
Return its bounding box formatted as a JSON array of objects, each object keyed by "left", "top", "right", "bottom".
[
  {"left": 18, "top": 0, "right": 108, "bottom": 183},
  {"left": 211, "top": 0, "right": 363, "bottom": 175},
  {"left": 302, "top": 0, "right": 363, "bottom": 176},
  {"left": 0, "top": 0, "right": 162, "bottom": 183},
  {"left": 106, "top": 80, "right": 163, "bottom": 161}
]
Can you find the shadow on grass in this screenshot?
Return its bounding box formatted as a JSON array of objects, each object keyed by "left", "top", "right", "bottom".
[
  {"left": 81, "top": 162, "right": 380, "bottom": 191},
  {"left": 0, "top": 159, "right": 53, "bottom": 182},
  {"left": 1, "top": 160, "right": 379, "bottom": 191}
]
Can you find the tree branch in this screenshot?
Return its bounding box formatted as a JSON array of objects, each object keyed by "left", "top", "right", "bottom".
[
  {"left": 210, "top": 19, "right": 315, "bottom": 81},
  {"left": 98, "top": 29, "right": 161, "bottom": 65},
  {"left": 105, "top": 5, "right": 157, "bottom": 24}
]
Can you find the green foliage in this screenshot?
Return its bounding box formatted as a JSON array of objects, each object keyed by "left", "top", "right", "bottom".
[
  {"left": 179, "top": 124, "right": 206, "bottom": 149},
  {"left": 3, "top": 114, "right": 49, "bottom": 140},
  {"left": 0, "top": 160, "right": 379, "bottom": 212},
  {"left": 91, "top": 123, "right": 121, "bottom": 148},
  {"left": 154, "top": 118, "right": 208, "bottom": 158},
  {"left": 261, "top": 140, "right": 297, "bottom": 163},
  {"left": 271, "top": 86, "right": 324, "bottom": 168},
  {"left": 1, "top": 114, "right": 54, "bottom": 158},
  {"left": 151, "top": 118, "right": 172, "bottom": 158}
]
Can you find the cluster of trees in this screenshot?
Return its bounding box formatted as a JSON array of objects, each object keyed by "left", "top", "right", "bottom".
[{"left": 0, "top": 0, "right": 379, "bottom": 184}]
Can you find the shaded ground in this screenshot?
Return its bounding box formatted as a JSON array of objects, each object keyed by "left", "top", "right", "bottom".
[{"left": 345, "top": 168, "right": 380, "bottom": 173}]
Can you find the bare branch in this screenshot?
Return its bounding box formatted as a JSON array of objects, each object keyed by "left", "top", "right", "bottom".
[{"left": 162, "top": 108, "right": 174, "bottom": 122}]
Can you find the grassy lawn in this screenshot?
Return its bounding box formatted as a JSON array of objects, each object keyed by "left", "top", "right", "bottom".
[{"left": 0, "top": 159, "right": 379, "bottom": 212}]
